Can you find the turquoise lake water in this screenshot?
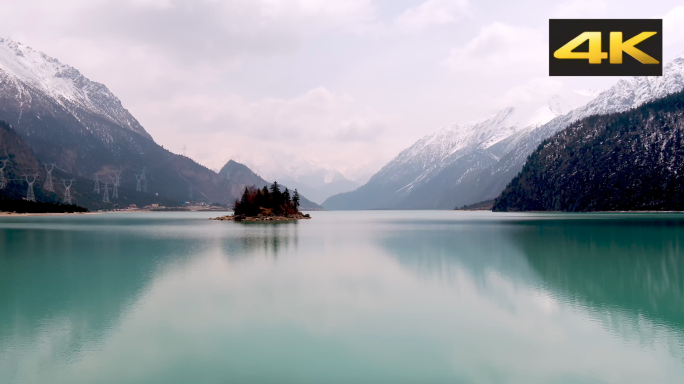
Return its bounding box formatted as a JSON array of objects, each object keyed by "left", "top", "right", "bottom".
[{"left": 1, "top": 211, "right": 684, "bottom": 383}]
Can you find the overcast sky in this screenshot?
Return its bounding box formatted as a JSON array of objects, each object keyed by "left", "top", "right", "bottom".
[{"left": 2, "top": 0, "right": 684, "bottom": 179}]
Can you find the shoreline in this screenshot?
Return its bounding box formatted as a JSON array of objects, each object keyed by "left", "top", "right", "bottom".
[
  {"left": 212, "top": 213, "right": 312, "bottom": 222},
  {"left": 0, "top": 212, "right": 100, "bottom": 217}
]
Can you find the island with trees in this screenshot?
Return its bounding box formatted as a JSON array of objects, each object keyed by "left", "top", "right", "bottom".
[{"left": 211, "top": 181, "right": 311, "bottom": 222}]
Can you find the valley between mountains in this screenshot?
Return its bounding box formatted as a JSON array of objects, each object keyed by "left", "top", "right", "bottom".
[
  {"left": 0, "top": 38, "right": 320, "bottom": 211},
  {"left": 2, "top": 34, "right": 684, "bottom": 213}
]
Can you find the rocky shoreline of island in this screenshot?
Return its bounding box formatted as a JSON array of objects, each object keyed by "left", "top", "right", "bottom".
[
  {"left": 211, "top": 182, "right": 312, "bottom": 222},
  {"left": 211, "top": 212, "right": 311, "bottom": 222}
]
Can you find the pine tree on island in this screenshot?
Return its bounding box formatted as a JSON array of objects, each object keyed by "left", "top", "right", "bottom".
[
  {"left": 232, "top": 181, "right": 307, "bottom": 220},
  {"left": 292, "top": 189, "right": 300, "bottom": 211}
]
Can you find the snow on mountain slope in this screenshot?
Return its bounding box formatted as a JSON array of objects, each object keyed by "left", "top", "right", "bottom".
[
  {"left": 323, "top": 87, "right": 597, "bottom": 210},
  {"left": 0, "top": 37, "right": 151, "bottom": 140},
  {"left": 446, "top": 53, "right": 684, "bottom": 208},
  {"left": 326, "top": 53, "right": 684, "bottom": 211}
]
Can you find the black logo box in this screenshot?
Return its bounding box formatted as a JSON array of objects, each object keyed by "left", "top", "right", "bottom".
[{"left": 549, "top": 19, "right": 662, "bottom": 76}]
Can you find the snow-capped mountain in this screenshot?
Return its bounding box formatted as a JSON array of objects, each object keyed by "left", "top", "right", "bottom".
[
  {"left": 462, "top": 53, "right": 684, "bottom": 206},
  {"left": 322, "top": 100, "right": 584, "bottom": 210},
  {"left": 0, "top": 37, "right": 324, "bottom": 207},
  {"left": 324, "top": 54, "right": 684, "bottom": 210},
  {"left": 0, "top": 38, "right": 151, "bottom": 141},
  {"left": 233, "top": 151, "right": 358, "bottom": 204}
]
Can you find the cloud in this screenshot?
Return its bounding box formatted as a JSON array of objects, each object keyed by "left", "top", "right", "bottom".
[
  {"left": 551, "top": 0, "right": 608, "bottom": 18},
  {"left": 394, "top": 0, "right": 469, "bottom": 32},
  {"left": 442, "top": 22, "right": 545, "bottom": 74},
  {"left": 494, "top": 78, "right": 565, "bottom": 108},
  {"left": 135, "top": 87, "right": 396, "bottom": 169},
  {"left": 3, "top": 0, "right": 377, "bottom": 64},
  {"left": 664, "top": 6, "right": 684, "bottom": 46}
]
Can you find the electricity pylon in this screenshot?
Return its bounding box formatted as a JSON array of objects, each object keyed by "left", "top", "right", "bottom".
[
  {"left": 24, "top": 174, "right": 37, "bottom": 202},
  {"left": 43, "top": 163, "right": 55, "bottom": 192},
  {"left": 0, "top": 159, "right": 8, "bottom": 189},
  {"left": 114, "top": 170, "right": 122, "bottom": 186},
  {"left": 135, "top": 174, "right": 143, "bottom": 192},
  {"left": 94, "top": 173, "right": 101, "bottom": 194},
  {"left": 141, "top": 167, "right": 147, "bottom": 193},
  {"left": 110, "top": 175, "right": 118, "bottom": 199},
  {"left": 103, "top": 182, "right": 110, "bottom": 203},
  {"left": 62, "top": 179, "right": 75, "bottom": 205}
]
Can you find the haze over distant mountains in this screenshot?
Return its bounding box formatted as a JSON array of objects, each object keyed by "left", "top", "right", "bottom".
[
  {"left": 322, "top": 86, "right": 597, "bottom": 209},
  {"left": 323, "top": 54, "right": 684, "bottom": 211},
  {"left": 233, "top": 151, "right": 359, "bottom": 204},
  {"left": 4, "top": 33, "right": 684, "bottom": 213},
  {"left": 0, "top": 37, "right": 321, "bottom": 210}
]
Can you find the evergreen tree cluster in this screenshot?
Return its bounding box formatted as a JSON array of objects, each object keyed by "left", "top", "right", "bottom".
[
  {"left": 233, "top": 181, "right": 301, "bottom": 216},
  {"left": 0, "top": 198, "right": 88, "bottom": 213}
]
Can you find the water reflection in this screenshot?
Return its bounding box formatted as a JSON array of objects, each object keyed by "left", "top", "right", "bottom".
[
  {"left": 222, "top": 221, "right": 299, "bottom": 259},
  {"left": 508, "top": 217, "right": 684, "bottom": 344},
  {"left": 378, "top": 214, "right": 684, "bottom": 359},
  {"left": 3, "top": 212, "right": 684, "bottom": 384},
  {"left": 0, "top": 214, "right": 215, "bottom": 376}
]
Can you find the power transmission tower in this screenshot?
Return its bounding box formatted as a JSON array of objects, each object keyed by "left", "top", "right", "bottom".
[
  {"left": 135, "top": 174, "right": 143, "bottom": 192},
  {"left": 142, "top": 167, "right": 147, "bottom": 193},
  {"left": 24, "top": 174, "right": 37, "bottom": 202},
  {"left": 62, "top": 179, "right": 75, "bottom": 204},
  {"left": 43, "top": 163, "right": 55, "bottom": 192},
  {"left": 111, "top": 170, "right": 121, "bottom": 199},
  {"left": 182, "top": 145, "right": 187, "bottom": 156},
  {"left": 0, "top": 159, "right": 8, "bottom": 189},
  {"left": 93, "top": 173, "right": 101, "bottom": 194},
  {"left": 103, "top": 182, "right": 110, "bottom": 203},
  {"left": 114, "top": 170, "right": 122, "bottom": 187},
  {"left": 110, "top": 175, "right": 118, "bottom": 199}
]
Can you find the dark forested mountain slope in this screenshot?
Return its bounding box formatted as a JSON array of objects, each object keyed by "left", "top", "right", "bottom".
[
  {"left": 0, "top": 120, "right": 180, "bottom": 210},
  {"left": 0, "top": 119, "right": 57, "bottom": 202},
  {"left": 494, "top": 90, "right": 684, "bottom": 212}
]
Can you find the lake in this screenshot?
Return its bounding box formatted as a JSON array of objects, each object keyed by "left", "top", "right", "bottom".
[{"left": 1, "top": 211, "right": 684, "bottom": 383}]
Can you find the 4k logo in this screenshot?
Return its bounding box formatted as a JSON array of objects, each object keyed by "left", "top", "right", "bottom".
[{"left": 550, "top": 19, "right": 662, "bottom": 76}]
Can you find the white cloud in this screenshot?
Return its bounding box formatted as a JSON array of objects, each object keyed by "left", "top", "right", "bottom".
[
  {"left": 494, "top": 78, "right": 564, "bottom": 108},
  {"left": 551, "top": 0, "right": 608, "bottom": 18},
  {"left": 3, "top": 0, "right": 377, "bottom": 64},
  {"left": 664, "top": 6, "right": 684, "bottom": 46},
  {"left": 395, "top": 0, "right": 469, "bottom": 31},
  {"left": 442, "top": 22, "right": 545, "bottom": 74},
  {"left": 135, "top": 87, "right": 398, "bottom": 170}
]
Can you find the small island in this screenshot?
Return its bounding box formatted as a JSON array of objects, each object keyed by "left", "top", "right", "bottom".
[{"left": 211, "top": 182, "right": 312, "bottom": 222}]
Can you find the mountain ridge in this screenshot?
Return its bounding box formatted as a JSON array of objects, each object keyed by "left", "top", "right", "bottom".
[
  {"left": 0, "top": 37, "right": 321, "bottom": 208},
  {"left": 493, "top": 89, "right": 684, "bottom": 212},
  {"left": 323, "top": 54, "right": 684, "bottom": 210}
]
